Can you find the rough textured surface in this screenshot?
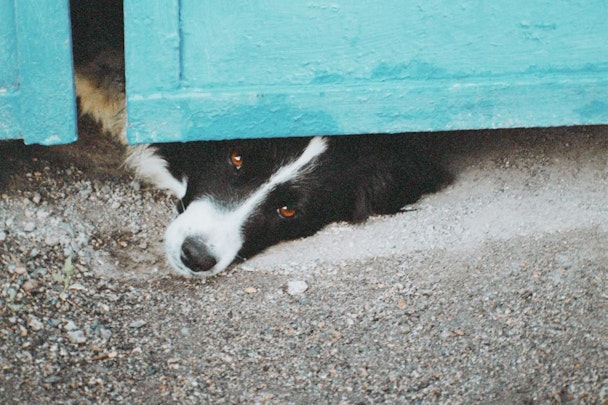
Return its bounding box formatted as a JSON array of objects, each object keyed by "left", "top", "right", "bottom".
[
  {"left": 125, "top": 1, "right": 608, "bottom": 143},
  {"left": 0, "top": 0, "right": 77, "bottom": 145},
  {"left": 1, "top": 124, "right": 607, "bottom": 404}
]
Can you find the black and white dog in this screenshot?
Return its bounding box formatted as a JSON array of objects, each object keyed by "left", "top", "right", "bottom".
[{"left": 124, "top": 135, "right": 448, "bottom": 276}]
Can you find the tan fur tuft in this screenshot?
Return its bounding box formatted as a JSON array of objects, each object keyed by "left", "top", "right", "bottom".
[{"left": 74, "top": 49, "right": 127, "bottom": 144}]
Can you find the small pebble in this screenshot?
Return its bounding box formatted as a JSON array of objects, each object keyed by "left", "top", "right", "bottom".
[
  {"left": 68, "top": 283, "right": 86, "bottom": 291},
  {"left": 64, "top": 321, "right": 78, "bottom": 331},
  {"left": 22, "top": 280, "right": 39, "bottom": 292},
  {"left": 23, "top": 222, "right": 36, "bottom": 232},
  {"left": 45, "top": 235, "right": 60, "bottom": 247},
  {"left": 36, "top": 210, "right": 50, "bottom": 219},
  {"left": 129, "top": 319, "right": 147, "bottom": 329},
  {"left": 31, "top": 268, "right": 48, "bottom": 278},
  {"left": 49, "top": 319, "right": 61, "bottom": 327},
  {"left": 44, "top": 376, "right": 61, "bottom": 384},
  {"left": 245, "top": 287, "right": 258, "bottom": 294},
  {"left": 28, "top": 315, "right": 44, "bottom": 331},
  {"left": 287, "top": 280, "right": 308, "bottom": 295},
  {"left": 99, "top": 327, "right": 112, "bottom": 342},
  {"left": 68, "top": 330, "right": 87, "bottom": 344}
]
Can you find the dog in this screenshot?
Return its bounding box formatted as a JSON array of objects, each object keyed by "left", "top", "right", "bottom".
[
  {"left": 72, "top": 7, "right": 449, "bottom": 277},
  {"left": 124, "top": 135, "right": 448, "bottom": 276}
]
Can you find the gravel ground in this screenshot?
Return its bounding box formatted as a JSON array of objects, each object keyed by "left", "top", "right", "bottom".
[{"left": 0, "top": 124, "right": 607, "bottom": 404}]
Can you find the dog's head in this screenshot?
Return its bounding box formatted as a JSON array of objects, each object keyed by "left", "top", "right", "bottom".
[{"left": 128, "top": 137, "right": 331, "bottom": 276}]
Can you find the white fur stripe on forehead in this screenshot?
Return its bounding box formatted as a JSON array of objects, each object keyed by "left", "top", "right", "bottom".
[
  {"left": 236, "top": 136, "right": 328, "bottom": 217},
  {"left": 125, "top": 145, "right": 188, "bottom": 199},
  {"left": 272, "top": 136, "right": 328, "bottom": 185}
]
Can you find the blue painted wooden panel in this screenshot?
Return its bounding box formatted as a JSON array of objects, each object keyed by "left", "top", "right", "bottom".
[
  {"left": 0, "top": 0, "right": 76, "bottom": 145},
  {"left": 124, "top": 0, "right": 608, "bottom": 143}
]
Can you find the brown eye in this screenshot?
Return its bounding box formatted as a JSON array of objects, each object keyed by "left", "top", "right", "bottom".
[
  {"left": 278, "top": 205, "right": 297, "bottom": 218},
  {"left": 230, "top": 151, "right": 243, "bottom": 170}
]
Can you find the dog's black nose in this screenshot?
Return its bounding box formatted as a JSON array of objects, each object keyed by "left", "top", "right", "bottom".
[{"left": 180, "top": 237, "right": 217, "bottom": 273}]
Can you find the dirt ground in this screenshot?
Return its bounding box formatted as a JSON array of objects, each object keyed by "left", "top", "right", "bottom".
[{"left": 0, "top": 123, "right": 607, "bottom": 404}]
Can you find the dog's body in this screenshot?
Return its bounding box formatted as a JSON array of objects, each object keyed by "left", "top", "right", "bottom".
[{"left": 73, "top": 5, "right": 449, "bottom": 277}]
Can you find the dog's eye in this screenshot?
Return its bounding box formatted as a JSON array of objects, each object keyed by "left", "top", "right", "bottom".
[
  {"left": 230, "top": 151, "right": 243, "bottom": 170},
  {"left": 278, "top": 205, "right": 297, "bottom": 219}
]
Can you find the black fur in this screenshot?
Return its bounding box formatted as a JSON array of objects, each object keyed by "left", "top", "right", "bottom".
[{"left": 156, "top": 134, "right": 449, "bottom": 261}]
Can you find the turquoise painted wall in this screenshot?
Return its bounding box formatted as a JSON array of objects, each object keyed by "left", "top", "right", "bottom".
[
  {"left": 125, "top": 0, "right": 608, "bottom": 143},
  {"left": 1, "top": 1, "right": 606, "bottom": 145},
  {"left": 0, "top": 0, "right": 76, "bottom": 145}
]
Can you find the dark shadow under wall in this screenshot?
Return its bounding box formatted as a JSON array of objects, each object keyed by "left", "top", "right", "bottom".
[{"left": 70, "top": 0, "right": 124, "bottom": 65}]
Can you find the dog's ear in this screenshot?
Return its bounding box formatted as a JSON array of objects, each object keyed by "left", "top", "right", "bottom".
[
  {"left": 352, "top": 185, "right": 373, "bottom": 223},
  {"left": 351, "top": 173, "right": 391, "bottom": 223},
  {"left": 350, "top": 161, "right": 452, "bottom": 224}
]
